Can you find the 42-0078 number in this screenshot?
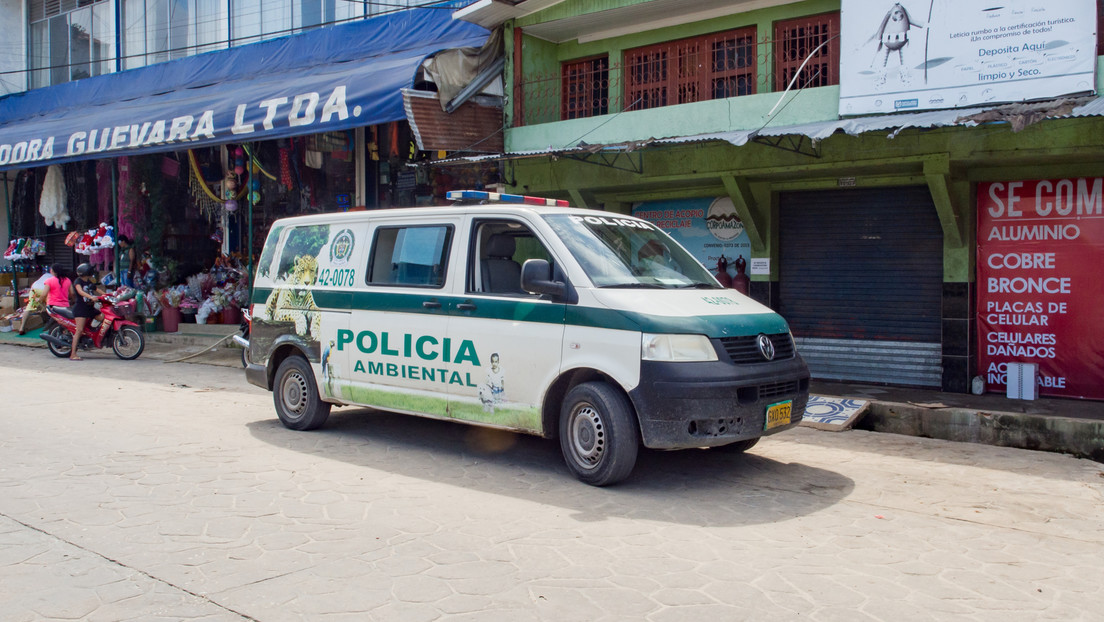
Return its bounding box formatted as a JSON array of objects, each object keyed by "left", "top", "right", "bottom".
[{"left": 318, "top": 268, "right": 355, "bottom": 287}]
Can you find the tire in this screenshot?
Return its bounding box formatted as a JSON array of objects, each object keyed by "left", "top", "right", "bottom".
[
  {"left": 46, "top": 324, "right": 70, "bottom": 358},
  {"left": 715, "top": 437, "right": 760, "bottom": 453},
  {"left": 273, "top": 356, "right": 330, "bottom": 431},
  {"left": 240, "top": 345, "right": 249, "bottom": 369},
  {"left": 112, "top": 326, "right": 145, "bottom": 360},
  {"left": 559, "top": 381, "right": 639, "bottom": 486}
]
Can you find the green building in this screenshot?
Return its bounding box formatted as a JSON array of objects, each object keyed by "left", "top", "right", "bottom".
[{"left": 456, "top": 0, "right": 1104, "bottom": 399}]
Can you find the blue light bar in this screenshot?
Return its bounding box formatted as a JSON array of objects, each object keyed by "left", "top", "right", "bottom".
[{"left": 446, "top": 190, "right": 571, "bottom": 207}]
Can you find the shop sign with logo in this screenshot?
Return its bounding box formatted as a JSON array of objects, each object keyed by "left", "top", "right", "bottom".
[
  {"left": 977, "top": 178, "right": 1104, "bottom": 400},
  {"left": 633, "top": 198, "right": 751, "bottom": 280}
]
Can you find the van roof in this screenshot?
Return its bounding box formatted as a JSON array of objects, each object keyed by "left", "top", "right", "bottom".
[{"left": 268, "top": 202, "right": 635, "bottom": 227}]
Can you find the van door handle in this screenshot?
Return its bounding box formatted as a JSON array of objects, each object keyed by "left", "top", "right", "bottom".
[
  {"left": 422, "top": 300, "right": 441, "bottom": 309},
  {"left": 456, "top": 302, "right": 477, "bottom": 311}
]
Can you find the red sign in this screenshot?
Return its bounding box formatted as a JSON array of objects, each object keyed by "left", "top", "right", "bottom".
[{"left": 977, "top": 178, "right": 1104, "bottom": 400}]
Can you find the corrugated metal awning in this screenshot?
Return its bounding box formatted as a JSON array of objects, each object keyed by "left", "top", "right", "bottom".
[
  {"left": 435, "top": 95, "right": 1103, "bottom": 165},
  {"left": 403, "top": 89, "right": 504, "bottom": 153}
]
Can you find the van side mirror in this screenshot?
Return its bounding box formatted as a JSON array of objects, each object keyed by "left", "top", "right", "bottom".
[{"left": 521, "top": 259, "right": 566, "bottom": 298}]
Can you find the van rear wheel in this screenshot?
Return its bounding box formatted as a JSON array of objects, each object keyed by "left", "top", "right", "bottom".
[
  {"left": 274, "top": 356, "right": 330, "bottom": 431},
  {"left": 559, "top": 382, "right": 639, "bottom": 486}
]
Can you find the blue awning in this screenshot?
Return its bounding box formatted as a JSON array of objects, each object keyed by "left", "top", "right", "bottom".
[{"left": 0, "top": 7, "right": 489, "bottom": 171}]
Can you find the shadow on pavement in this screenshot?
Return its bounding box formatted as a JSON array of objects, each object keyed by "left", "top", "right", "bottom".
[{"left": 247, "top": 406, "right": 854, "bottom": 527}]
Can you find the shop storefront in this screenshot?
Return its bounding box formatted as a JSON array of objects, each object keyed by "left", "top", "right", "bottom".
[{"left": 1, "top": 9, "right": 495, "bottom": 337}]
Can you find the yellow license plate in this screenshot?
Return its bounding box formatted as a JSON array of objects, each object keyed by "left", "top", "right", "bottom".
[{"left": 764, "top": 401, "right": 792, "bottom": 431}]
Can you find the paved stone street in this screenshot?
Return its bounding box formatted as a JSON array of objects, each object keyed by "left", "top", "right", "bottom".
[{"left": 1, "top": 346, "right": 1102, "bottom": 621}]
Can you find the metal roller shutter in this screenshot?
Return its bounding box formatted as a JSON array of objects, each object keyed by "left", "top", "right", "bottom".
[{"left": 780, "top": 187, "right": 943, "bottom": 387}]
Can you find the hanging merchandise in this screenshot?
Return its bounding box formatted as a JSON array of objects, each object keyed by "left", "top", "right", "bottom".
[
  {"left": 5, "top": 238, "right": 46, "bottom": 261},
  {"left": 222, "top": 169, "right": 240, "bottom": 212},
  {"left": 73, "top": 223, "right": 116, "bottom": 255},
  {"left": 242, "top": 145, "right": 277, "bottom": 181},
  {"left": 304, "top": 149, "right": 324, "bottom": 169},
  {"left": 188, "top": 150, "right": 238, "bottom": 221},
  {"left": 278, "top": 144, "right": 294, "bottom": 191},
  {"left": 39, "top": 165, "right": 71, "bottom": 229},
  {"left": 3, "top": 239, "right": 22, "bottom": 261},
  {"left": 93, "top": 223, "right": 116, "bottom": 249}
]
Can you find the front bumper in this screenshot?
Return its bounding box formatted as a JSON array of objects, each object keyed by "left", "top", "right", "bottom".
[{"left": 628, "top": 355, "right": 810, "bottom": 450}]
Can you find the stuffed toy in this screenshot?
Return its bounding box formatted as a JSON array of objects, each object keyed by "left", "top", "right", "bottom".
[
  {"left": 75, "top": 232, "right": 95, "bottom": 255},
  {"left": 91, "top": 223, "right": 115, "bottom": 249},
  {"left": 223, "top": 171, "right": 238, "bottom": 200},
  {"left": 97, "top": 224, "right": 115, "bottom": 249}
]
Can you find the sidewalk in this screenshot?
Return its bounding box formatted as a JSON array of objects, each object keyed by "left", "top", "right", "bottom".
[
  {"left": 3, "top": 327, "right": 1101, "bottom": 462},
  {"left": 812, "top": 380, "right": 1104, "bottom": 462}
]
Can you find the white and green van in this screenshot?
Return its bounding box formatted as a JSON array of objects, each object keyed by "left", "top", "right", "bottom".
[{"left": 244, "top": 190, "right": 809, "bottom": 485}]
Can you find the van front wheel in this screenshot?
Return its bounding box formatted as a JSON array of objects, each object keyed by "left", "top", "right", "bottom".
[
  {"left": 274, "top": 356, "right": 331, "bottom": 431},
  {"left": 559, "top": 382, "right": 639, "bottom": 486}
]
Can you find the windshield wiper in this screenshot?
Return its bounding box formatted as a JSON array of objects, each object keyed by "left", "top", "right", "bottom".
[
  {"left": 677, "top": 283, "right": 723, "bottom": 289},
  {"left": 599, "top": 283, "right": 665, "bottom": 289}
]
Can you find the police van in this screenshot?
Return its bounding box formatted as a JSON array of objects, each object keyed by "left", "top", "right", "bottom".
[{"left": 244, "top": 190, "right": 809, "bottom": 486}]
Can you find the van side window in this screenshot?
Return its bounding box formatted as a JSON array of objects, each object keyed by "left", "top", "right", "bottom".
[
  {"left": 468, "top": 221, "right": 553, "bottom": 296},
  {"left": 367, "top": 225, "right": 453, "bottom": 287}
]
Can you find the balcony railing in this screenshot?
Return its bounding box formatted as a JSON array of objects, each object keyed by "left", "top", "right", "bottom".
[{"left": 514, "top": 21, "right": 840, "bottom": 127}]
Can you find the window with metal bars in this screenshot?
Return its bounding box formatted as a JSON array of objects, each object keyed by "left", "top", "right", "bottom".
[
  {"left": 561, "top": 55, "right": 610, "bottom": 120},
  {"left": 623, "top": 27, "right": 756, "bottom": 112},
  {"left": 773, "top": 12, "right": 839, "bottom": 92}
]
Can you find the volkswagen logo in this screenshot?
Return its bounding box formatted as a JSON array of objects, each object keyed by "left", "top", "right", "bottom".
[{"left": 757, "top": 334, "right": 775, "bottom": 361}]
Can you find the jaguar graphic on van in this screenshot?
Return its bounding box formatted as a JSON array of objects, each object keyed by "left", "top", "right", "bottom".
[{"left": 243, "top": 190, "right": 810, "bottom": 486}]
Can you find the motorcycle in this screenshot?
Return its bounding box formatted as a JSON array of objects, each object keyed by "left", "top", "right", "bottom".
[
  {"left": 233, "top": 306, "right": 252, "bottom": 368},
  {"left": 40, "top": 294, "right": 146, "bottom": 360}
]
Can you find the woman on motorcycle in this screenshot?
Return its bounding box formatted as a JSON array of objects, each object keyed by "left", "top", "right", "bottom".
[
  {"left": 43, "top": 264, "right": 72, "bottom": 311},
  {"left": 69, "top": 263, "right": 104, "bottom": 361}
]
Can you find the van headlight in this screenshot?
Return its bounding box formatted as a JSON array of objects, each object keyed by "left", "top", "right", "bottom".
[{"left": 641, "top": 333, "right": 718, "bottom": 362}]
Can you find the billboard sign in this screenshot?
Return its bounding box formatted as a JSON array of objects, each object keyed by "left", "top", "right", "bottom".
[
  {"left": 977, "top": 178, "right": 1104, "bottom": 400},
  {"left": 839, "top": 0, "right": 1097, "bottom": 115}
]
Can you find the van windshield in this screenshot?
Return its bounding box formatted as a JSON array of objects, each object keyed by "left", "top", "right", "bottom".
[{"left": 544, "top": 214, "right": 720, "bottom": 289}]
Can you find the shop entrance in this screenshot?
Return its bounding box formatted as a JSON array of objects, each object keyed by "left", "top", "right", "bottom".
[{"left": 779, "top": 187, "right": 943, "bottom": 387}]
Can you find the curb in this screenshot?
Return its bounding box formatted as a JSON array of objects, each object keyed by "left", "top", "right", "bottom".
[{"left": 856, "top": 401, "right": 1104, "bottom": 462}]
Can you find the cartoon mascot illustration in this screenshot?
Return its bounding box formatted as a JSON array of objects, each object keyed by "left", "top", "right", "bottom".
[
  {"left": 264, "top": 254, "right": 322, "bottom": 340},
  {"left": 868, "top": 2, "right": 924, "bottom": 87}
]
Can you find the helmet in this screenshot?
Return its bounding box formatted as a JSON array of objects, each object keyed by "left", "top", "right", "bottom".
[{"left": 76, "top": 263, "right": 94, "bottom": 277}]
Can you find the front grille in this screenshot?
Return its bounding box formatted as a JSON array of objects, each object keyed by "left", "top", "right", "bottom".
[
  {"left": 718, "top": 332, "right": 795, "bottom": 364},
  {"left": 760, "top": 380, "right": 800, "bottom": 400}
]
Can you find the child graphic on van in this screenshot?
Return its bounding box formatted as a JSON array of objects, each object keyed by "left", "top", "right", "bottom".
[{"left": 479, "top": 353, "right": 505, "bottom": 412}]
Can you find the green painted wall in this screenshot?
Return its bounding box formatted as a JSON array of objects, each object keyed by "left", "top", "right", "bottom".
[
  {"left": 508, "top": 0, "right": 840, "bottom": 145},
  {"left": 505, "top": 116, "right": 1104, "bottom": 283},
  {"left": 503, "top": 0, "right": 1104, "bottom": 287}
]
